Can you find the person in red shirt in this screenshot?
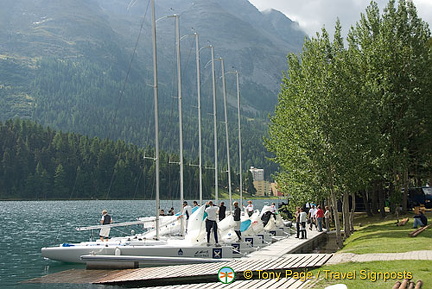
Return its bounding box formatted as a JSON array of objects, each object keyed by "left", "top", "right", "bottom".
[{"left": 315, "top": 205, "right": 324, "bottom": 232}]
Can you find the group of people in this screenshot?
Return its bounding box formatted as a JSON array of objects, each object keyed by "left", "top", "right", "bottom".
[
  {"left": 177, "top": 200, "right": 243, "bottom": 246},
  {"left": 97, "top": 199, "right": 260, "bottom": 244},
  {"left": 294, "top": 205, "right": 332, "bottom": 239}
]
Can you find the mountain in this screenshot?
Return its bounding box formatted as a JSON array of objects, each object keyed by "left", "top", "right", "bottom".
[{"left": 0, "top": 0, "right": 307, "bottom": 180}]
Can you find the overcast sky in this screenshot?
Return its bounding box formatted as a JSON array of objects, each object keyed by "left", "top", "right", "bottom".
[{"left": 249, "top": 0, "right": 432, "bottom": 37}]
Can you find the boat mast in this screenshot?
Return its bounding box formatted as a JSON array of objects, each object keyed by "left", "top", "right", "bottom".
[
  {"left": 151, "top": 0, "right": 160, "bottom": 240},
  {"left": 210, "top": 46, "right": 218, "bottom": 203},
  {"left": 194, "top": 33, "right": 203, "bottom": 205},
  {"left": 174, "top": 15, "right": 184, "bottom": 208},
  {"left": 235, "top": 71, "right": 243, "bottom": 206},
  {"left": 220, "top": 58, "right": 232, "bottom": 212}
]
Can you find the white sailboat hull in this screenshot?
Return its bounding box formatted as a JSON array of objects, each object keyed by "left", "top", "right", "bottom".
[{"left": 42, "top": 242, "right": 234, "bottom": 264}]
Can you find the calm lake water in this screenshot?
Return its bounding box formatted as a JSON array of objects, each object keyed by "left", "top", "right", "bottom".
[{"left": 0, "top": 199, "right": 277, "bottom": 288}]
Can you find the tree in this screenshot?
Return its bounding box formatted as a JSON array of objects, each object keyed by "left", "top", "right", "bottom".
[
  {"left": 244, "top": 170, "right": 256, "bottom": 196},
  {"left": 266, "top": 0, "right": 432, "bottom": 246}
]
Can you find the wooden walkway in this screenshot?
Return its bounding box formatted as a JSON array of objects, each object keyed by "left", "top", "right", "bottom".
[
  {"left": 94, "top": 253, "right": 331, "bottom": 286},
  {"left": 26, "top": 229, "right": 330, "bottom": 288}
]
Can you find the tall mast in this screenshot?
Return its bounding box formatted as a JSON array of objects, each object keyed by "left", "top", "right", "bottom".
[
  {"left": 195, "top": 33, "right": 203, "bottom": 205},
  {"left": 235, "top": 71, "right": 243, "bottom": 206},
  {"left": 151, "top": 0, "right": 160, "bottom": 240},
  {"left": 220, "top": 58, "right": 232, "bottom": 211},
  {"left": 210, "top": 46, "right": 218, "bottom": 202},
  {"left": 174, "top": 15, "right": 184, "bottom": 207}
]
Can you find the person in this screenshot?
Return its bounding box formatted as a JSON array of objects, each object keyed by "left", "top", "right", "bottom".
[
  {"left": 178, "top": 201, "right": 192, "bottom": 234},
  {"left": 99, "top": 209, "right": 113, "bottom": 241},
  {"left": 413, "top": 210, "right": 428, "bottom": 229},
  {"left": 159, "top": 209, "right": 165, "bottom": 216},
  {"left": 308, "top": 205, "right": 317, "bottom": 230},
  {"left": 315, "top": 205, "right": 324, "bottom": 232},
  {"left": 233, "top": 201, "right": 242, "bottom": 241},
  {"left": 278, "top": 201, "right": 293, "bottom": 219},
  {"left": 299, "top": 207, "right": 307, "bottom": 239},
  {"left": 324, "top": 206, "right": 331, "bottom": 231},
  {"left": 246, "top": 200, "right": 254, "bottom": 217},
  {"left": 294, "top": 207, "right": 301, "bottom": 238},
  {"left": 168, "top": 207, "right": 175, "bottom": 216},
  {"left": 219, "top": 202, "right": 226, "bottom": 221},
  {"left": 205, "top": 201, "right": 220, "bottom": 246},
  {"left": 270, "top": 203, "right": 277, "bottom": 213},
  {"left": 192, "top": 201, "right": 200, "bottom": 213}
]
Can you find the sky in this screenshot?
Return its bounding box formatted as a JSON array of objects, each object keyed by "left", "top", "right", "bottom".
[{"left": 249, "top": 0, "right": 432, "bottom": 37}]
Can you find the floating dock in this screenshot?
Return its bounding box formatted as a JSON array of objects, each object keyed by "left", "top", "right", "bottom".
[{"left": 26, "top": 229, "right": 330, "bottom": 288}]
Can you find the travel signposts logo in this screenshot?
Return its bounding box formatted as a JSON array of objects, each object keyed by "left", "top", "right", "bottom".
[{"left": 218, "top": 266, "right": 236, "bottom": 284}]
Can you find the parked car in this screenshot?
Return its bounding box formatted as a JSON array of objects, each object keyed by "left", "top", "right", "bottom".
[{"left": 407, "top": 187, "right": 432, "bottom": 209}]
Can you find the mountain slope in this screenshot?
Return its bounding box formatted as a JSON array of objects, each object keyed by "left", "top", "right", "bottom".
[{"left": 0, "top": 0, "right": 308, "bottom": 178}]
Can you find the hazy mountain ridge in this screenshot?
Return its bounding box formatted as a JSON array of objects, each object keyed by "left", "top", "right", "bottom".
[{"left": 0, "top": 0, "right": 307, "bottom": 176}]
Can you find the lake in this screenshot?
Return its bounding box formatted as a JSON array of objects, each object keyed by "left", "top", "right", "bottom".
[{"left": 0, "top": 199, "right": 278, "bottom": 288}]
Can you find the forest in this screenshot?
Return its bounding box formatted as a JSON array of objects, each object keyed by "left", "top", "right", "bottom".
[{"left": 0, "top": 119, "right": 257, "bottom": 200}]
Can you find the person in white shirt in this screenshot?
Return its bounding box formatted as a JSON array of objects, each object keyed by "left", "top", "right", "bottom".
[
  {"left": 205, "top": 201, "right": 220, "bottom": 246},
  {"left": 178, "top": 201, "right": 192, "bottom": 233},
  {"left": 299, "top": 208, "right": 308, "bottom": 239},
  {"left": 270, "top": 203, "right": 277, "bottom": 213},
  {"left": 99, "top": 209, "right": 113, "bottom": 241},
  {"left": 246, "top": 200, "right": 254, "bottom": 217},
  {"left": 308, "top": 204, "right": 317, "bottom": 230}
]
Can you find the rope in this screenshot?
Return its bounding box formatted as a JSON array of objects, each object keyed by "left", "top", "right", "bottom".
[{"left": 105, "top": 2, "right": 151, "bottom": 200}]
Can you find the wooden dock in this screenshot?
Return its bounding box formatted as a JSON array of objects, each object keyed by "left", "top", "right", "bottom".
[{"left": 26, "top": 229, "right": 330, "bottom": 287}]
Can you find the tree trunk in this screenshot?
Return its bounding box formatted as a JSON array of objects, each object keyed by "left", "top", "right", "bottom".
[
  {"left": 350, "top": 192, "right": 356, "bottom": 233},
  {"left": 378, "top": 181, "right": 386, "bottom": 218},
  {"left": 342, "top": 191, "right": 350, "bottom": 238},
  {"left": 330, "top": 189, "right": 343, "bottom": 248},
  {"left": 371, "top": 182, "right": 379, "bottom": 215},
  {"left": 362, "top": 189, "right": 373, "bottom": 217},
  {"left": 402, "top": 169, "right": 408, "bottom": 213}
]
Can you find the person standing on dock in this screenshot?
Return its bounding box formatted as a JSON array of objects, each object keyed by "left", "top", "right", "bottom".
[
  {"left": 99, "top": 210, "right": 113, "bottom": 241},
  {"left": 316, "top": 205, "right": 324, "bottom": 232},
  {"left": 233, "top": 201, "right": 242, "bottom": 241},
  {"left": 308, "top": 204, "right": 317, "bottom": 230},
  {"left": 178, "top": 201, "right": 192, "bottom": 234},
  {"left": 295, "top": 207, "right": 301, "bottom": 238},
  {"left": 205, "top": 201, "right": 220, "bottom": 246},
  {"left": 219, "top": 202, "right": 226, "bottom": 221},
  {"left": 299, "top": 208, "right": 307, "bottom": 239}
]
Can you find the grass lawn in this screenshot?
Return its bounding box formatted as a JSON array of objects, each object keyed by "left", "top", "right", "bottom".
[
  {"left": 309, "top": 260, "right": 432, "bottom": 288},
  {"left": 341, "top": 212, "right": 432, "bottom": 254},
  {"left": 309, "top": 211, "right": 432, "bottom": 288}
]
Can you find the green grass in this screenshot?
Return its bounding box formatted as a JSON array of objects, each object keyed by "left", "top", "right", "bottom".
[
  {"left": 309, "top": 261, "right": 432, "bottom": 288},
  {"left": 308, "top": 212, "right": 432, "bottom": 288},
  {"left": 341, "top": 212, "right": 432, "bottom": 254}
]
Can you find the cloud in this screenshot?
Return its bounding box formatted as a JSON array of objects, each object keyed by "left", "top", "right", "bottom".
[{"left": 249, "top": 0, "right": 432, "bottom": 37}]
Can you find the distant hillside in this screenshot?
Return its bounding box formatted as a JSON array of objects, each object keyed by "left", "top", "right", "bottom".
[{"left": 0, "top": 0, "right": 308, "bottom": 178}]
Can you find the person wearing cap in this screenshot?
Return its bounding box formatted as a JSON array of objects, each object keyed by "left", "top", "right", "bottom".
[
  {"left": 99, "top": 209, "right": 113, "bottom": 241},
  {"left": 233, "top": 201, "right": 242, "bottom": 240},
  {"left": 246, "top": 200, "right": 254, "bottom": 217},
  {"left": 205, "top": 201, "right": 220, "bottom": 246}
]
